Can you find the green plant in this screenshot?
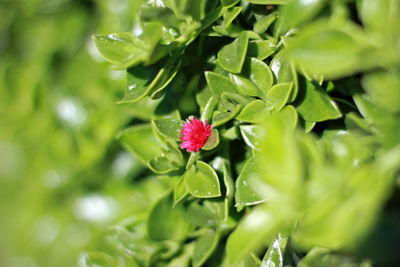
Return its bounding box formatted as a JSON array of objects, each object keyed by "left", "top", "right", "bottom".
[{"left": 90, "top": 0, "right": 400, "bottom": 266}]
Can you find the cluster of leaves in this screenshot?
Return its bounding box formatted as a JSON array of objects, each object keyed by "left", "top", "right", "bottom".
[
  {"left": 91, "top": 0, "right": 400, "bottom": 266},
  {"left": 0, "top": 0, "right": 167, "bottom": 266}
]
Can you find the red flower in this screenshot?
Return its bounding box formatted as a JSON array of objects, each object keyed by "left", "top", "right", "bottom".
[{"left": 180, "top": 117, "right": 213, "bottom": 152}]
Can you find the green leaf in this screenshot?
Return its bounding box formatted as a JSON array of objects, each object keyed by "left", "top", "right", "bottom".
[
  {"left": 221, "top": 0, "right": 240, "bottom": 7},
  {"left": 147, "top": 192, "right": 190, "bottom": 241},
  {"left": 362, "top": 70, "right": 400, "bottom": 113},
  {"left": 218, "top": 31, "right": 249, "bottom": 73},
  {"left": 224, "top": 6, "right": 243, "bottom": 28},
  {"left": 119, "top": 65, "right": 158, "bottom": 104},
  {"left": 166, "top": 243, "right": 194, "bottom": 267},
  {"left": 254, "top": 12, "right": 278, "bottom": 34},
  {"left": 193, "top": 230, "right": 220, "bottom": 267},
  {"left": 82, "top": 251, "right": 120, "bottom": 267},
  {"left": 285, "top": 21, "right": 373, "bottom": 79},
  {"left": 259, "top": 115, "right": 303, "bottom": 193},
  {"left": 358, "top": 0, "right": 391, "bottom": 32},
  {"left": 237, "top": 100, "right": 269, "bottom": 123},
  {"left": 174, "top": 178, "right": 189, "bottom": 205},
  {"left": 108, "top": 226, "right": 159, "bottom": 266},
  {"left": 164, "top": 141, "right": 185, "bottom": 166},
  {"left": 186, "top": 152, "right": 200, "bottom": 170},
  {"left": 247, "top": 40, "right": 277, "bottom": 60},
  {"left": 270, "top": 52, "right": 298, "bottom": 102},
  {"left": 202, "top": 129, "right": 220, "bottom": 150},
  {"left": 184, "top": 161, "right": 221, "bottom": 198},
  {"left": 276, "top": 105, "right": 298, "bottom": 130},
  {"left": 235, "top": 156, "right": 266, "bottom": 211},
  {"left": 261, "top": 234, "right": 288, "bottom": 267},
  {"left": 298, "top": 247, "right": 369, "bottom": 267},
  {"left": 247, "top": 0, "right": 289, "bottom": 4},
  {"left": 267, "top": 82, "right": 293, "bottom": 112},
  {"left": 153, "top": 118, "right": 184, "bottom": 141},
  {"left": 279, "top": 0, "right": 327, "bottom": 32},
  {"left": 230, "top": 74, "right": 262, "bottom": 98},
  {"left": 183, "top": 202, "right": 221, "bottom": 227},
  {"left": 304, "top": 120, "right": 316, "bottom": 133},
  {"left": 221, "top": 92, "right": 252, "bottom": 111},
  {"left": 222, "top": 160, "right": 235, "bottom": 203},
  {"left": 239, "top": 125, "right": 262, "bottom": 150},
  {"left": 344, "top": 112, "right": 371, "bottom": 133},
  {"left": 201, "top": 96, "right": 218, "bottom": 122},
  {"left": 205, "top": 71, "right": 238, "bottom": 99},
  {"left": 236, "top": 255, "right": 261, "bottom": 267},
  {"left": 120, "top": 53, "right": 181, "bottom": 103},
  {"left": 226, "top": 206, "right": 281, "bottom": 265},
  {"left": 148, "top": 157, "right": 179, "bottom": 174},
  {"left": 118, "top": 124, "right": 163, "bottom": 164},
  {"left": 212, "top": 109, "right": 242, "bottom": 127},
  {"left": 243, "top": 57, "right": 274, "bottom": 96},
  {"left": 296, "top": 80, "right": 342, "bottom": 122},
  {"left": 93, "top": 32, "right": 147, "bottom": 68}
]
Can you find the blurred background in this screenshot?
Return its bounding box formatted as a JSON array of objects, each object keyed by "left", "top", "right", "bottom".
[{"left": 0, "top": 0, "right": 167, "bottom": 266}]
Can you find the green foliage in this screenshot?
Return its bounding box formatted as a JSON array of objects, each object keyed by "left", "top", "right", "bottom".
[
  {"left": 3, "top": 0, "right": 399, "bottom": 266},
  {"left": 91, "top": 0, "right": 400, "bottom": 265}
]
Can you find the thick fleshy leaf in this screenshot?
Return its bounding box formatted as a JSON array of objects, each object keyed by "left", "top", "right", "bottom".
[
  {"left": 201, "top": 96, "right": 218, "bottom": 122},
  {"left": 119, "top": 65, "right": 158, "bottom": 103},
  {"left": 270, "top": 52, "right": 298, "bottom": 102},
  {"left": 239, "top": 125, "right": 262, "bottom": 150},
  {"left": 174, "top": 178, "right": 189, "bottom": 205},
  {"left": 226, "top": 206, "right": 281, "bottom": 265},
  {"left": 193, "top": 230, "right": 220, "bottom": 267},
  {"left": 236, "top": 100, "right": 269, "bottom": 123},
  {"left": 279, "top": 0, "right": 327, "bottom": 32},
  {"left": 205, "top": 71, "right": 238, "bottom": 99},
  {"left": 118, "top": 124, "right": 163, "bottom": 164},
  {"left": 82, "top": 252, "right": 120, "bottom": 267},
  {"left": 261, "top": 234, "right": 288, "bottom": 267},
  {"left": 147, "top": 192, "right": 190, "bottom": 241},
  {"left": 218, "top": 31, "right": 249, "bottom": 73},
  {"left": 259, "top": 115, "right": 303, "bottom": 193},
  {"left": 298, "top": 247, "right": 370, "bottom": 267},
  {"left": 184, "top": 161, "right": 221, "bottom": 198},
  {"left": 222, "top": 160, "right": 235, "bottom": 203},
  {"left": 212, "top": 106, "right": 242, "bottom": 127},
  {"left": 153, "top": 118, "right": 184, "bottom": 141},
  {"left": 230, "top": 74, "right": 262, "bottom": 98},
  {"left": 247, "top": 0, "right": 289, "bottom": 4},
  {"left": 166, "top": 244, "right": 194, "bottom": 267},
  {"left": 224, "top": 6, "right": 243, "bottom": 28},
  {"left": 221, "top": 92, "right": 251, "bottom": 111},
  {"left": 358, "top": 0, "right": 392, "bottom": 32},
  {"left": 276, "top": 105, "right": 298, "bottom": 130},
  {"left": 267, "top": 82, "right": 293, "bottom": 112},
  {"left": 202, "top": 129, "right": 220, "bottom": 150},
  {"left": 254, "top": 12, "right": 278, "bottom": 34},
  {"left": 362, "top": 70, "right": 400, "bottom": 113},
  {"left": 242, "top": 58, "right": 274, "bottom": 97},
  {"left": 183, "top": 202, "right": 221, "bottom": 227},
  {"left": 108, "top": 226, "right": 160, "bottom": 266},
  {"left": 120, "top": 53, "right": 181, "bottom": 103},
  {"left": 221, "top": 0, "right": 240, "bottom": 6},
  {"left": 285, "top": 21, "right": 374, "bottom": 79},
  {"left": 148, "top": 157, "right": 179, "bottom": 174},
  {"left": 93, "top": 32, "right": 147, "bottom": 68},
  {"left": 247, "top": 40, "right": 277, "bottom": 60},
  {"left": 304, "top": 120, "right": 316, "bottom": 133},
  {"left": 235, "top": 156, "right": 266, "bottom": 211},
  {"left": 296, "top": 80, "right": 342, "bottom": 122},
  {"left": 164, "top": 141, "right": 185, "bottom": 166}
]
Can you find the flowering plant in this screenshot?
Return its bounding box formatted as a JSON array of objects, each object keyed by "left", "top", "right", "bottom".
[{"left": 90, "top": 0, "right": 400, "bottom": 266}]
